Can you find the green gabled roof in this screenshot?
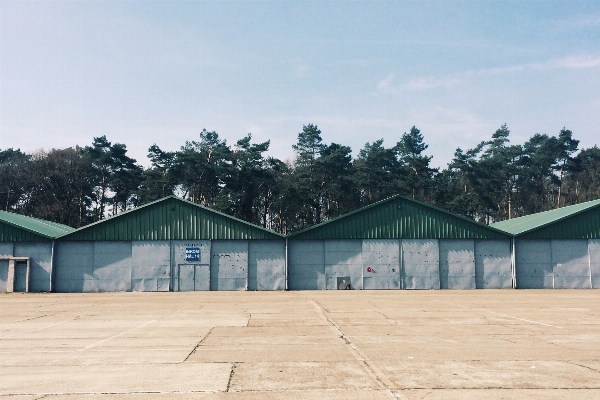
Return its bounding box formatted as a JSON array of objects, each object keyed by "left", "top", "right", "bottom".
[
  {"left": 59, "top": 196, "right": 284, "bottom": 241},
  {"left": 491, "top": 198, "right": 600, "bottom": 238},
  {"left": 0, "top": 211, "right": 75, "bottom": 241},
  {"left": 288, "top": 195, "right": 510, "bottom": 240}
]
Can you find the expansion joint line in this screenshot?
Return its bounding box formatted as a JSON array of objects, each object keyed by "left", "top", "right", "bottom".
[
  {"left": 184, "top": 327, "right": 214, "bottom": 362},
  {"left": 226, "top": 362, "right": 237, "bottom": 392},
  {"left": 444, "top": 301, "right": 563, "bottom": 329},
  {"left": 79, "top": 320, "right": 156, "bottom": 351},
  {"left": 183, "top": 341, "right": 202, "bottom": 363},
  {"left": 306, "top": 297, "right": 408, "bottom": 400}
]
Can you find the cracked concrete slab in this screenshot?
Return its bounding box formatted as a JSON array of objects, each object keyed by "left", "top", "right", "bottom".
[
  {"left": 0, "top": 363, "right": 232, "bottom": 395},
  {"left": 1, "top": 290, "right": 600, "bottom": 399},
  {"left": 229, "top": 361, "right": 379, "bottom": 391},
  {"left": 187, "top": 344, "right": 352, "bottom": 362},
  {"left": 381, "top": 360, "right": 600, "bottom": 389},
  {"left": 399, "top": 389, "right": 600, "bottom": 399}
]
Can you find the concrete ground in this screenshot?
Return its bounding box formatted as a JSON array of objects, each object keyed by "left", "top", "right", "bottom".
[{"left": 1, "top": 290, "right": 600, "bottom": 399}]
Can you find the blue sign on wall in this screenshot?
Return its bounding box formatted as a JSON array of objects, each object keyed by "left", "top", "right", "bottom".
[{"left": 185, "top": 247, "right": 200, "bottom": 262}]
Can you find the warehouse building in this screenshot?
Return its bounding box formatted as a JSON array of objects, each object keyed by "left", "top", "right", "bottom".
[
  {"left": 0, "top": 211, "right": 75, "bottom": 292},
  {"left": 54, "top": 196, "right": 286, "bottom": 292},
  {"left": 8, "top": 195, "right": 599, "bottom": 292},
  {"left": 287, "top": 195, "right": 513, "bottom": 290},
  {"left": 491, "top": 199, "right": 600, "bottom": 289}
]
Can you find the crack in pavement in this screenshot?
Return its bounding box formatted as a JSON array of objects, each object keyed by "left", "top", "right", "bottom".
[
  {"left": 183, "top": 327, "right": 214, "bottom": 362},
  {"left": 306, "top": 296, "right": 408, "bottom": 400},
  {"left": 568, "top": 361, "right": 600, "bottom": 374},
  {"left": 226, "top": 363, "right": 237, "bottom": 392}
]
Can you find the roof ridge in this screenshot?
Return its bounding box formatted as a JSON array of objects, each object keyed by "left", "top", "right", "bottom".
[
  {"left": 288, "top": 194, "right": 507, "bottom": 237},
  {"left": 59, "top": 195, "right": 284, "bottom": 239}
]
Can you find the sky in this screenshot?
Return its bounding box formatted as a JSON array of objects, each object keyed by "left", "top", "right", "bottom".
[{"left": 1, "top": 1, "right": 599, "bottom": 168}]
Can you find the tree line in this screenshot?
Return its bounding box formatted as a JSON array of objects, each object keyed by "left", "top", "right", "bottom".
[{"left": 1, "top": 124, "right": 599, "bottom": 232}]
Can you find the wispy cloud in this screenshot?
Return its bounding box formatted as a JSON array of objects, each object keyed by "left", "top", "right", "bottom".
[
  {"left": 477, "top": 55, "right": 600, "bottom": 75},
  {"left": 405, "top": 77, "right": 464, "bottom": 91},
  {"left": 379, "top": 55, "right": 600, "bottom": 94},
  {"left": 554, "top": 55, "right": 600, "bottom": 69},
  {"left": 376, "top": 73, "right": 397, "bottom": 93}
]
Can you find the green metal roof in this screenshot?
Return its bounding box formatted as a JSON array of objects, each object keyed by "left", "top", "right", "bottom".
[
  {"left": 491, "top": 198, "right": 600, "bottom": 239},
  {"left": 288, "top": 195, "right": 510, "bottom": 240},
  {"left": 59, "top": 196, "right": 284, "bottom": 241},
  {"left": 0, "top": 211, "right": 76, "bottom": 241}
]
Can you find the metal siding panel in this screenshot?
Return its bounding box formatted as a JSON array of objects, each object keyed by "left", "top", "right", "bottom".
[
  {"left": 131, "top": 241, "right": 170, "bottom": 287},
  {"left": 0, "top": 242, "right": 14, "bottom": 257},
  {"left": 248, "top": 240, "right": 285, "bottom": 291},
  {"left": 194, "top": 264, "right": 210, "bottom": 291},
  {"left": 290, "top": 197, "right": 508, "bottom": 240},
  {"left": 157, "top": 278, "right": 170, "bottom": 291},
  {"left": 92, "top": 241, "right": 132, "bottom": 291},
  {"left": 324, "top": 239, "right": 362, "bottom": 264},
  {"left": 552, "top": 240, "right": 591, "bottom": 289},
  {"left": 132, "top": 279, "right": 144, "bottom": 291},
  {"left": 474, "top": 239, "right": 512, "bottom": 289},
  {"left": 362, "top": 239, "right": 400, "bottom": 290},
  {"left": 248, "top": 243, "right": 257, "bottom": 291},
  {"left": 324, "top": 240, "right": 362, "bottom": 290},
  {"left": 54, "top": 242, "right": 94, "bottom": 292},
  {"left": 161, "top": 207, "right": 168, "bottom": 239},
  {"left": 519, "top": 208, "right": 600, "bottom": 239},
  {"left": 85, "top": 278, "right": 130, "bottom": 292},
  {"left": 590, "top": 240, "right": 600, "bottom": 289},
  {"left": 178, "top": 265, "right": 195, "bottom": 291},
  {"left": 145, "top": 279, "right": 158, "bottom": 291},
  {"left": 171, "top": 209, "right": 180, "bottom": 240},
  {"left": 289, "top": 240, "right": 325, "bottom": 265},
  {"left": 402, "top": 239, "right": 440, "bottom": 289},
  {"left": 439, "top": 239, "right": 475, "bottom": 289},
  {"left": 14, "top": 242, "right": 53, "bottom": 292},
  {"left": 0, "top": 224, "right": 39, "bottom": 241},
  {"left": 131, "top": 264, "right": 169, "bottom": 281},
  {"left": 0, "top": 260, "right": 8, "bottom": 292},
  {"left": 55, "top": 278, "right": 80, "bottom": 293},
  {"left": 515, "top": 240, "right": 553, "bottom": 289},
  {"left": 59, "top": 198, "right": 282, "bottom": 241},
  {"left": 210, "top": 240, "right": 248, "bottom": 291},
  {"left": 157, "top": 210, "right": 172, "bottom": 240},
  {"left": 132, "top": 241, "right": 170, "bottom": 264},
  {"left": 132, "top": 278, "right": 158, "bottom": 292},
  {"left": 288, "top": 240, "right": 326, "bottom": 290},
  {"left": 185, "top": 210, "right": 192, "bottom": 239}
]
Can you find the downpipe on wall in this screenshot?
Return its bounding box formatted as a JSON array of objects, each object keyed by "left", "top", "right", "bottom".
[
  {"left": 285, "top": 238, "right": 288, "bottom": 290},
  {"left": 50, "top": 240, "right": 56, "bottom": 292},
  {"left": 511, "top": 237, "right": 516, "bottom": 289}
]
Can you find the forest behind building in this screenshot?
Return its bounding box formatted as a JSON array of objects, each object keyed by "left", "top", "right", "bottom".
[{"left": 1, "top": 124, "right": 599, "bottom": 233}]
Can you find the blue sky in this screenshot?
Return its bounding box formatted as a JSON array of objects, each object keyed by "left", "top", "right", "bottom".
[{"left": 1, "top": 1, "right": 599, "bottom": 168}]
